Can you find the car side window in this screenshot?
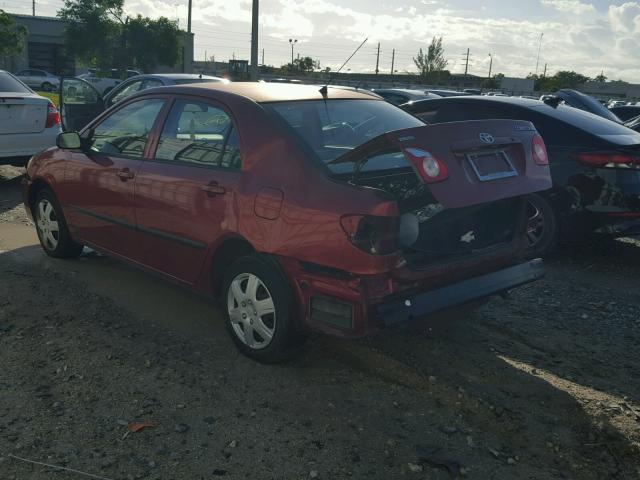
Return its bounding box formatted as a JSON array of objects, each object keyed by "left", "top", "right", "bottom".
[
  {"left": 110, "top": 80, "right": 144, "bottom": 105},
  {"left": 89, "top": 98, "right": 165, "bottom": 159},
  {"left": 415, "top": 109, "right": 439, "bottom": 123},
  {"left": 140, "top": 79, "right": 163, "bottom": 91},
  {"left": 155, "top": 99, "right": 240, "bottom": 169},
  {"left": 379, "top": 92, "right": 408, "bottom": 105}
]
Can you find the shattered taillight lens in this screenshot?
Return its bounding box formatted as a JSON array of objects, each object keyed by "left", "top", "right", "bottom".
[
  {"left": 403, "top": 147, "right": 448, "bottom": 183},
  {"left": 340, "top": 214, "right": 399, "bottom": 255}
]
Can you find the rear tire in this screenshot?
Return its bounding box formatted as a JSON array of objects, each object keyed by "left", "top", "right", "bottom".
[
  {"left": 34, "top": 189, "right": 84, "bottom": 259},
  {"left": 221, "top": 253, "right": 304, "bottom": 363},
  {"left": 525, "top": 193, "right": 558, "bottom": 258}
]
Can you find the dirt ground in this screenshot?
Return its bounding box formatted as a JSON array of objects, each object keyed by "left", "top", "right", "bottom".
[{"left": 0, "top": 166, "right": 639, "bottom": 480}]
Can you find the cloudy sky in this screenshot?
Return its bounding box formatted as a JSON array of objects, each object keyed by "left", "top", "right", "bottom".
[{"left": 6, "top": 0, "right": 640, "bottom": 81}]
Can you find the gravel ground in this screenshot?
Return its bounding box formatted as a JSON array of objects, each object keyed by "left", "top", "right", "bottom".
[{"left": 1, "top": 166, "right": 639, "bottom": 479}]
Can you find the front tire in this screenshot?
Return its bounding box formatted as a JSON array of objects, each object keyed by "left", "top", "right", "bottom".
[
  {"left": 34, "top": 189, "right": 83, "bottom": 258},
  {"left": 221, "top": 254, "right": 303, "bottom": 363},
  {"left": 525, "top": 193, "right": 558, "bottom": 258}
]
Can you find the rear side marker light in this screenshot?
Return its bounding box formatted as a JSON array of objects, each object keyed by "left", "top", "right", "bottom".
[
  {"left": 45, "top": 102, "right": 61, "bottom": 128},
  {"left": 573, "top": 152, "right": 640, "bottom": 168},
  {"left": 532, "top": 134, "right": 549, "bottom": 165},
  {"left": 403, "top": 147, "right": 449, "bottom": 183}
]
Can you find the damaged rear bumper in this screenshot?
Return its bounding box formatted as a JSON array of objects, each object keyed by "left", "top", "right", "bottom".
[{"left": 377, "top": 259, "right": 544, "bottom": 327}]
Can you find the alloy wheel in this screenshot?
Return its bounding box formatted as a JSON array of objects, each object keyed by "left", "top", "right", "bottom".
[
  {"left": 36, "top": 198, "right": 60, "bottom": 251},
  {"left": 227, "top": 273, "right": 276, "bottom": 350}
]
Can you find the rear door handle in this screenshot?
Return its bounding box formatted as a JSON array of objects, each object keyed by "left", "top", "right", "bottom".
[
  {"left": 116, "top": 168, "right": 135, "bottom": 180},
  {"left": 201, "top": 181, "right": 226, "bottom": 196}
]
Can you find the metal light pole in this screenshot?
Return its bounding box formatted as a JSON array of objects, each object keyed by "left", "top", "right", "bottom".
[
  {"left": 488, "top": 53, "right": 493, "bottom": 79},
  {"left": 535, "top": 32, "right": 544, "bottom": 76},
  {"left": 187, "top": 0, "right": 192, "bottom": 33},
  {"left": 289, "top": 38, "right": 297, "bottom": 65},
  {"left": 250, "top": 0, "right": 259, "bottom": 80}
]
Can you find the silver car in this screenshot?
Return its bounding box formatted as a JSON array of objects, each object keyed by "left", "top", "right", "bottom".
[{"left": 15, "top": 69, "right": 60, "bottom": 92}]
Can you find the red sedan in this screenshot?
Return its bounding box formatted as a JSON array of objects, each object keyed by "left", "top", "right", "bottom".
[{"left": 23, "top": 82, "right": 551, "bottom": 362}]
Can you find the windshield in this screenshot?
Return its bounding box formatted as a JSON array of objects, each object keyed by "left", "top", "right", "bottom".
[
  {"left": 0, "top": 72, "right": 31, "bottom": 93},
  {"left": 267, "top": 99, "right": 423, "bottom": 173}
]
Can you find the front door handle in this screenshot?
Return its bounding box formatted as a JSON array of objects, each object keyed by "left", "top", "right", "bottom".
[
  {"left": 201, "top": 181, "right": 226, "bottom": 196},
  {"left": 116, "top": 168, "right": 135, "bottom": 181}
]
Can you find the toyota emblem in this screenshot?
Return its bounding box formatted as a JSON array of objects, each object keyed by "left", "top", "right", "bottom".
[{"left": 479, "top": 133, "right": 495, "bottom": 144}]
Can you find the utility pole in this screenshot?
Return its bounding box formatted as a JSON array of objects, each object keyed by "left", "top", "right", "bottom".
[
  {"left": 543, "top": 63, "right": 547, "bottom": 78},
  {"left": 261, "top": 48, "right": 264, "bottom": 66},
  {"left": 464, "top": 48, "right": 470, "bottom": 77},
  {"left": 535, "top": 32, "right": 544, "bottom": 75},
  {"left": 32, "top": 0, "right": 35, "bottom": 16},
  {"left": 187, "top": 0, "right": 192, "bottom": 33},
  {"left": 289, "top": 38, "right": 297, "bottom": 65},
  {"left": 250, "top": 0, "right": 259, "bottom": 80},
  {"left": 375, "top": 42, "right": 380, "bottom": 74},
  {"left": 488, "top": 53, "right": 493, "bottom": 79},
  {"left": 391, "top": 49, "right": 395, "bottom": 76}
]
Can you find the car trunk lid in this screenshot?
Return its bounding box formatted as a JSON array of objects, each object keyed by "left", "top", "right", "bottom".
[
  {"left": 329, "top": 120, "right": 551, "bottom": 209},
  {"left": 0, "top": 93, "right": 48, "bottom": 134}
]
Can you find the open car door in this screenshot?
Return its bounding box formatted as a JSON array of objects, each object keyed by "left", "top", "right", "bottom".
[{"left": 59, "top": 77, "right": 105, "bottom": 132}]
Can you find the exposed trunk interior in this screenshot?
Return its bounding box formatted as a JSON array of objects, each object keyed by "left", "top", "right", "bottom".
[{"left": 353, "top": 169, "right": 525, "bottom": 269}]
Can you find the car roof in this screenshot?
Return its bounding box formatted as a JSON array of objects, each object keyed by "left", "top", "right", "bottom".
[
  {"left": 154, "top": 82, "right": 383, "bottom": 102},
  {"left": 374, "top": 88, "right": 427, "bottom": 95},
  {"left": 408, "top": 95, "right": 544, "bottom": 109}
]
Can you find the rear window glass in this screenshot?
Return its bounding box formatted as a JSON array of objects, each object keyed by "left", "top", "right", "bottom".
[
  {"left": 0, "top": 72, "right": 31, "bottom": 93},
  {"left": 267, "top": 99, "right": 423, "bottom": 173},
  {"left": 532, "top": 104, "right": 640, "bottom": 143}
]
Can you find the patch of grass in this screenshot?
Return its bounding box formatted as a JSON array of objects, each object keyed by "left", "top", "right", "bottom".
[{"left": 34, "top": 91, "right": 59, "bottom": 107}]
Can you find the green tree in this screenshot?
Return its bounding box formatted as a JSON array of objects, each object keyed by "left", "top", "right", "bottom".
[
  {"left": 413, "top": 36, "right": 448, "bottom": 78},
  {"left": 0, "top": 9, "right": 27, "bottom": 58},
  {"left": 528, "top": 70, "right": 592, "bottom": 92},
  {"left": 593, "top": 72, "right": 607, "bottom": 83},
  {"left": 481, "top": 73, "right": 504, "bottom": 90},
  {"left": 126, "top": 15, "right": 180, "bottom": 73},
  {"left": 58, "top": 0, "right": 181, "bottom": 73}
]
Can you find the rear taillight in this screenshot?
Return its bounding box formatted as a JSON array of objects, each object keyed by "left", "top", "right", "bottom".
[
  {"left": 573, "top": 152, "right": 640, "bottom": 168},
  {"left": 532, "top": 134, "right": 549, "bottom": 165},
  {"left": 45, "top": 102, "right": 61, "bottom": 128},
  {"left": 340, "top": 214, "right": 399, "bottom": 255},
  {"left": 403, "top": 147, "right": 448, "bottom": 183}
]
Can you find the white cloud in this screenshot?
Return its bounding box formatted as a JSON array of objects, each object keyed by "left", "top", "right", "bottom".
[
  {"left": 540, "top": 0, "right": 595, "bottom": 15},
  {"left": 608, "top": 2, "right": 640, "bottom": 34}
]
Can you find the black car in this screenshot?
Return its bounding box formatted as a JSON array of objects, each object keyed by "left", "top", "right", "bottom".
[
  {"left": 610, "top": 105, "right": 640, "bottom": 122},
  {"left": 402, "top": 96, "right": 640, "bottom": 256},
  {"left": 371, "top": 88, "right": 440, "bottom": 105}
]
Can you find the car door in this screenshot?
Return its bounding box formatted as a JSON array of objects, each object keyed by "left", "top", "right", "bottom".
[
  {"left": 60, "top": 96, "right": 167, "bottom": 261},
  {"left": 134, "top": 96, "right": 242, "bottom": 284},
  {"left": 59, "top": 77, "right": 105, "bottom": 132}
]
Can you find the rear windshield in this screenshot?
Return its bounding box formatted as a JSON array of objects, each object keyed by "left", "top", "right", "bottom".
[
  {"left": 173, "top": 78, "right": 224, "bottom": 85},
  {"left": 0, "top": 72, "right": 31, "bottom": 93},
  {"left": 267, "top": 99, "right": 423, "bottom": 173},
  {"left": 533, "top": 104, "right": 640, "bottom": 145}
]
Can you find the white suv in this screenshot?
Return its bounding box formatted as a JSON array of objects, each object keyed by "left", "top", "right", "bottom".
[
  {"left": 0, "top": 70, "right": 61, "bottom": 166},
  {"left": 77, "top": 69, "right": 141, "bottom": 95}
]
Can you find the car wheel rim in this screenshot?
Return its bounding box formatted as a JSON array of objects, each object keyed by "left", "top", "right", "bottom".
[
  {"left": 36, "top": 199, "right": 60, "bottom": 251},
  {"left": 526, "top": 201, "right": 545, "bottom": 247},
  {"left": 227, "top": 273, "right": 276, "bottom": 350}
]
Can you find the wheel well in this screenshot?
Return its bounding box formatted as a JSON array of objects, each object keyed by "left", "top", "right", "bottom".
[
  {"left": 28, "top": 179, "right": 51, "bottom": 214},
  {"left": 211, "top": 238, "right": 255, "bottom": 295}
]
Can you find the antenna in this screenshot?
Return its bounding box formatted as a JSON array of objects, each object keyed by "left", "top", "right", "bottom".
[{"left": 320, "top": 37, "right": 368, "bottom": 96}]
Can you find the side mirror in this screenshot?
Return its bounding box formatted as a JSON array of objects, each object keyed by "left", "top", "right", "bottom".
[{"left": 56, "top": 131, "right": 82, "bottom": 149}]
